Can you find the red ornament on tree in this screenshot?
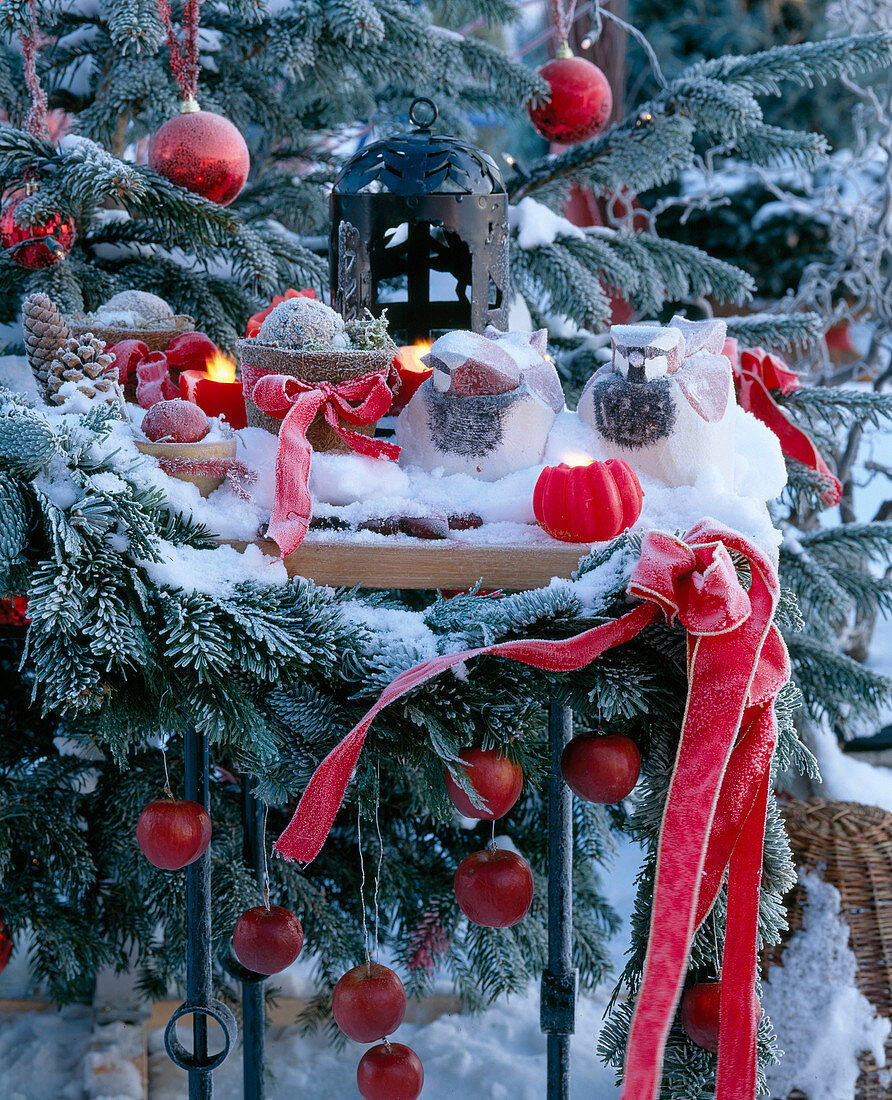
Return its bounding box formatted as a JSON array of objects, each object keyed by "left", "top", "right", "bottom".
[
  {"left": 444, "top": 747, "right": 524, "bottom": 820},
  {"left": 0, "top": 922, "right": 13, "bottom": 974},
  {"left": 529, "top": 43, "right": 613, "bottom": 145},
  {"left": 533, "top": 457, "right": 643, "bottom": 543},
  {"left": 454, "top": 847, "right": 534, "bottom": 928},
  {"left": 560, "top": 732, "right": 641, "bottom": 803},
  {"left": 357, "top": 1041, "right": 424, "bottom": 1100},
  {"left": 681, "top": 981, "right": 721, "bottom": 1053},
  {"left": 136, "top": 797, "right": 212, "bottom": 870},
  {"left": 148, "top": 100, "right": 250, "bottom": 207},
  {"left": 332, "top": 961, "right": 407, "bottom": 1043},
  {"left": 232, "top": 905, "right": 304, "bottom": 974},
  {"left": 0, "top": 192, "right": 75, "bottom": 269}
]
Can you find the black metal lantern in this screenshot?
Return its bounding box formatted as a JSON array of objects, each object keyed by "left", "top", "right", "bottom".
[{"left": 329, "top": 98, "right": 509, "bottom": 345}]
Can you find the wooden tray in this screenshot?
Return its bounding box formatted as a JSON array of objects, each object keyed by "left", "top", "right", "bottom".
[{"left": 225, "top": 536, "right": 594, "bottom": 590}]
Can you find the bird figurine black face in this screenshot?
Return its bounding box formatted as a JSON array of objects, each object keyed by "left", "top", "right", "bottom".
[{"left": 578, "top": 320, "right": 736, "bottom": 489}]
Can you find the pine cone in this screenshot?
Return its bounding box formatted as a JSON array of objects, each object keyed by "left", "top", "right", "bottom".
[
  {"left": 22, "top": 293, "right": 72, "bottom": 400},
  {"left": 46, "top": 334, "right": 122, "bottom": 409}
]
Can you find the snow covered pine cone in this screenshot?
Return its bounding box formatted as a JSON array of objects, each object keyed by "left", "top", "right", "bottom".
[
  {"left": 46, "top": 334, "right": 122, "bottom": 409},
  {"left": 22, "top": 291, "right": 72, "bottom": 399}
]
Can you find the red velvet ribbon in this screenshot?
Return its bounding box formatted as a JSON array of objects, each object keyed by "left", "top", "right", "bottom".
[
  {"left": 734, "top": 346, "right": 841, "bottom": 506},
  {"left": 274, "top": 519, "right": 788, "bottom": 1100},
  {"left": 247, "top": 367, "right": 400, "bottom": 556}
]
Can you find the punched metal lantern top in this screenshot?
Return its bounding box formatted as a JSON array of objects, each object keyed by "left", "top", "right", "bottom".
[{"left": 330, "top": 98, "right": 510, "bottom": 344}]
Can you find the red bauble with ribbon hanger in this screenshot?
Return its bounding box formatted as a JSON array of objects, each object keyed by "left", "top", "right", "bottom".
[
  {"left": 0, "top": 188, "right": 75, "bottom": 269},
  {"left": 530, "top": 41, "right": 613, "bottom": 145},
  {"left": 149, "top": 97, "right": 249, "bottom": 206}
]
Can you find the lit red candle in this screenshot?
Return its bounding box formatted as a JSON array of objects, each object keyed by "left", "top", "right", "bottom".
[
  {"left": 392, "top": 342, "right": 433, "bottom": 411},
  {"left": 179, "top": 349, "right": 247, "bottom": 429}
]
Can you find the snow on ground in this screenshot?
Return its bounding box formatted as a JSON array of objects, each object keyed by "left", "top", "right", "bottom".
[{"left": 0, "top": 1005, "right": 94, "bottom": 1100}]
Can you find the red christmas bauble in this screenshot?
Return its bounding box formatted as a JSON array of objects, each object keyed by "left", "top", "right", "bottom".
[
  {"left": 454, "top": 848, "right": 534, "bottom": 928},
  {"left": 333, "top": 961, "right": 407, "bottom": 1043},
  {"left": 0, "top": 193, "right": 75, "bottom": 269},
  {"left": 529, "top": 54, "right": 613, "bottom": 145},
  {"left": 136, "top": 798, "right": 212, "bottom": 870},
  {"left": 534, "top": 457, "right": 643, "bottom": 544},
  {"left": 444, "top": 747, "right": 524, "bottom": 821},
  {"left": 357, "top": 1042, "right": 424, "bottom": 1100},
  {"left": 0, "top": 921, "right": 13, "bottom": 974},
  {"left": 148, "top": 109, "right": 250, "bottom": 207},
  {"left": 560, "top": 733, "right": 641, "bottom": 804},
  {"left": 681, "top": 981, "right": 721, "bottom": 1053},
  {"left": 232, "top": 905, "right": 304, "bottom": 974}
]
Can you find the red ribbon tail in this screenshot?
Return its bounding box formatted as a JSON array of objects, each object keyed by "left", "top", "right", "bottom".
[{"left": 266, "top": 389, "right": 326, "bottom": 556}]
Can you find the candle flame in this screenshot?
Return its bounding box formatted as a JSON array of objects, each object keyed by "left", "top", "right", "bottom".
[
  {"left": 205, "top": 349, "right": 237, "bottom": 383},
  {"left": 560, "top": 452, "right": 594, "bottom": 467},
  {"left": 399, "top": 341, "right": 433, "bottom": 373}
]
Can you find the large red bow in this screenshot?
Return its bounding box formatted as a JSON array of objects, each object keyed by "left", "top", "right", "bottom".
[
  {"left": 274, "top": 519, "right": 788, "bottom": 1100},
  {"left": 732, "top": 344, "right": 841, "bottom": 506},
  {"left": 247, "top": 367, "right": 400, "bottom": 556}
]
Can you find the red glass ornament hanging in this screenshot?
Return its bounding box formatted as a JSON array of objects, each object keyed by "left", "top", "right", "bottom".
[
  {"left": 148, "top": 98, "right": 249, "bottom": 206},
  {"left": 529, "top": 42, "right": 613, "bottom": 145},
  {"left": 0, "top": 191, "right": 75, "bottom": 269}
]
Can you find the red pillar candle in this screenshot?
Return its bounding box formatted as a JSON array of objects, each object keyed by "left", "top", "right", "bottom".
[
  {"left": 392, "top": 342, "right": 433, "bottom": 411},
  {"left": 179, "top": 351, "right": 247, "bottom": 429},
  {"left": 533, "top": 456, "right": 643, "bottom": 543}
]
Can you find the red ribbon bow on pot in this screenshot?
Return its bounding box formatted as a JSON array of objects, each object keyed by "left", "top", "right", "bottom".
[
  {"left": 249, "top": 369, "right": 400, "bottom": 556},
  {"left": 274, "top": 519, "right": 787, "bottom": 1100},
  {"left": 731, "top": 344, "right": 842, "bottom": 506}
]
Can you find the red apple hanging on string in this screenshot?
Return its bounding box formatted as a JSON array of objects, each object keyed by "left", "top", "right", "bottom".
[
  {"left": 148, "top": 96, "right": 250, "bottom": 207},
  {"left": 681, "top": 981, "right": 722, "bottom": 1053},
  {"left": 0, "top": 190, "right": 75, "bottom": 269},
  {"left": 0, "top": 921, "right": 13, "bottom": 974},
  {"left": 136, "top": 797, "right": 212, "bottom": 870},
  {"left": 232, "top": 904, "right": 304, "bottom": 974},
  {"left": 444, "top": 746, "right": 524, "bottom": 820},
  {"left": 333, "top": 961, "right": 407, "bottom": 1042},
  {"left": 529, "top": 41, "right": 613, "bottom": 145},
  {"left": 357, "top": 1041, "right": 424, "bottom": 1100},
  {"left": 454, "top": 846, "right": 534, "bottom": 928},
  {"left": 560, "top": 731, "right": 641, "bottom": 803}
]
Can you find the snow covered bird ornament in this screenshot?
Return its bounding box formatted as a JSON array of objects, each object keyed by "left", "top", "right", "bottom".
[{"left": 578, "top": 317, "right": 736, "bottom": 489}]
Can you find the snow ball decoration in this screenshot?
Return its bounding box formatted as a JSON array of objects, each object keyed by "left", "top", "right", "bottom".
[
  {"left": 257, "top": 296, "right": 346, "bottom": 348},
  {"left": 101, "top": 290, "right": 175, "bottom": 325},
  {"left": 395, "top": 328, "right": 563, "bottom": 481},
  {"left": 577, "top": 316, "right": 736, "bottom": 490}
]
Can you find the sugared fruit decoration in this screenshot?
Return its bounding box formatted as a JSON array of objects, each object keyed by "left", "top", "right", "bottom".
[
  {"left": 529, "top": 41, "right": 613, "bottom": 145},
  {"left": 560, "top": 731, "right": 641, "bottom": 804},
  {"left": 148, "top": 98, "right": 249, "bottom": 207},
  {"left": 136, "top": 797, "right": 212, "bottom": 870},
  {"left": 454, "top": 846, "right": 534, "bottom": 928},
  {"left": 533, "top": 456, "right": 643, "bottom": 543},
  {"left": 332, "top": 961, "right": 407, "bottom": 1043},
  {"left": 0, "top": 921, "right": 13, "bottom": 974},
  {"left": 0, "top": 191, "right": 75, "bottom": 269},
  {"left": 681, "top": 981, "right": 722, "bottom": 1053},
  {"left": 142, "top": 397, "right": 210, "bottom": 443},
  {"left": 444, "top": 746, "right": 524, "bottom": 820},
  {"left": 232, "top": 905, "right": 304, "bottom": 975},
  {"left": 357, "top": 1041, "right": 424, "bottom": 1100}
]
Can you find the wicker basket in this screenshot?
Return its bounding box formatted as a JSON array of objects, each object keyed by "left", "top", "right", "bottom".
[
  {"left": 70, "top": 316, "right": 196, "bottom": 404},
  {"left": 760, "top": 799, "right": 892, "bottom": 1100},
  {"left": 237, "top": 339, "right": 395, "bottom": 453}
]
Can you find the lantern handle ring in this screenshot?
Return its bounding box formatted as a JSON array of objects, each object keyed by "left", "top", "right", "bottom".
[{"left": 409, "top": 97, "right": 438, "bottom": 131}]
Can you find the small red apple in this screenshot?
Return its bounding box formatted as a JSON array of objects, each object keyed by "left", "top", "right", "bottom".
[
  {"left": 681, "top": 981, "right": 721, "bottom": 1053},
  {"left": 333, "top": 961, "right": 407, "bottom": 1043},
  {"left": 232, "top": 905, "right": 304, "bottom": 975},
  {"left": 0, "top": 922, "right": 12, "bottom": 974},
  {"left": 357, "top": 1041, "right": 424, "bottom": 1100},
  {"left": 454, "top": 847, "right": 534, "bottom": 928},
  {"left": 444, "top": 747, "right": 524, "bottom": 820},
  {"left": 142, "top": 397, "right": 210, "bottom": 443},
  {"left": 136, "top": 798, "right": 212, "bottom": 870},
  {"left": 560, "top": 732, "right": 641, "bottom": 803}
]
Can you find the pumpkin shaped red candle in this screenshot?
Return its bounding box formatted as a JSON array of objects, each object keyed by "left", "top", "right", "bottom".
[{"left": 533, "top": 457, "right": 643, "bottom": 543}]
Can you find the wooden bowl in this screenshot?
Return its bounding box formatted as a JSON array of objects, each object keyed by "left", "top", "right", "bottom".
[{"left": 135, "top": 437, "right": 237, "bottom": 497}]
